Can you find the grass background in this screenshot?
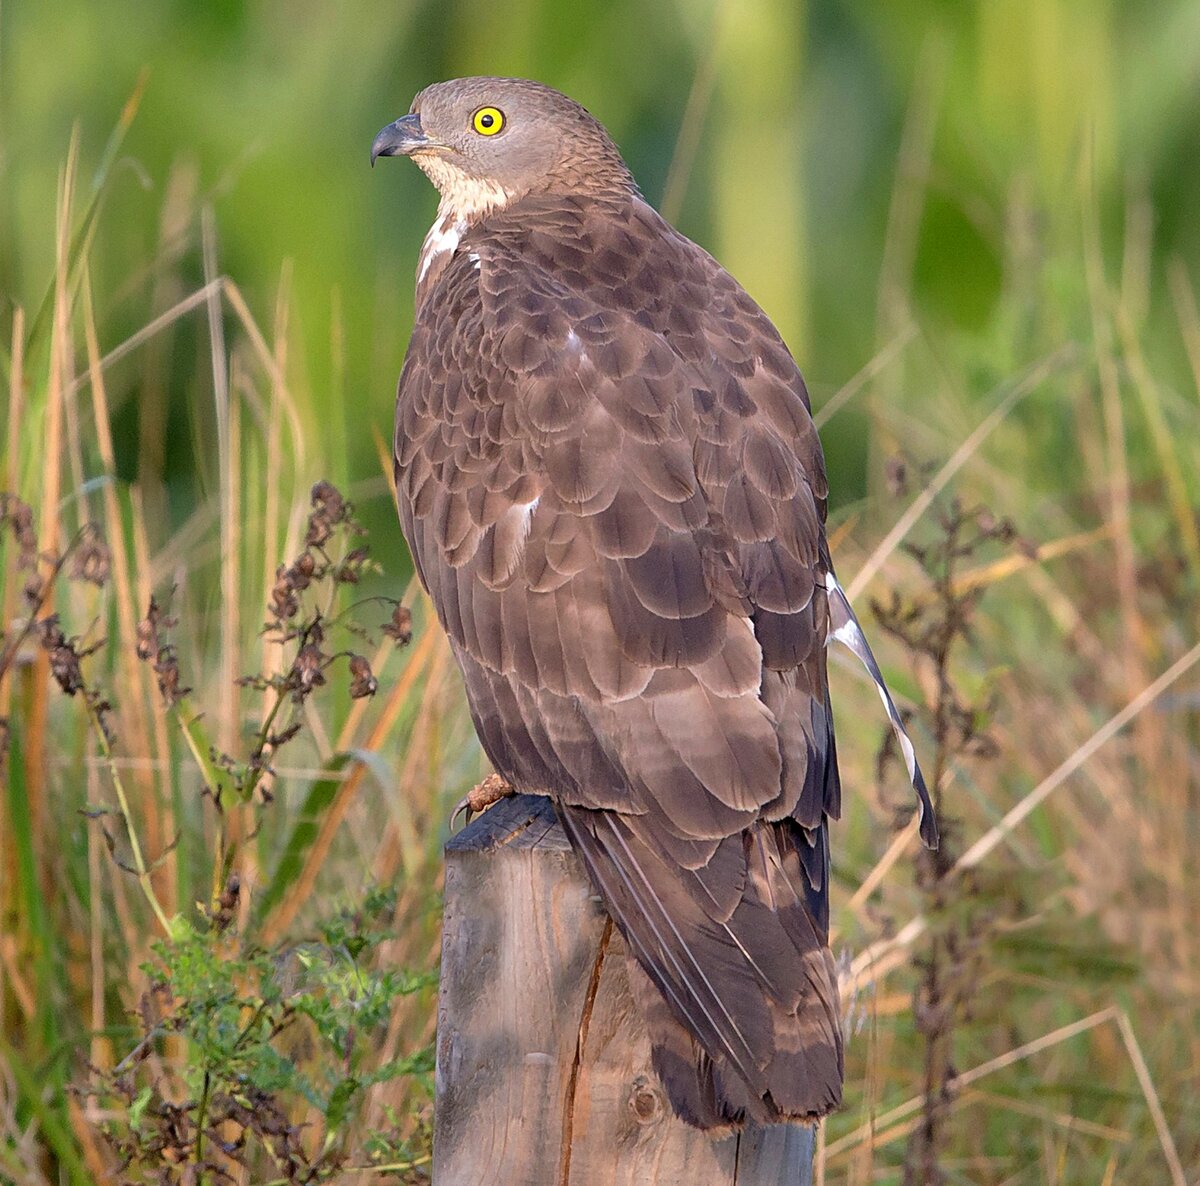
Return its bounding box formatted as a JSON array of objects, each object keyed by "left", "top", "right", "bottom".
[{"left": 2, "top": 0, "right": 1199, "bottom": 1182}]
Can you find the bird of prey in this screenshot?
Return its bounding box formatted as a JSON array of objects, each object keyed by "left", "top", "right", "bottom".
[{"left": 372, "top": 77, "right": 937, "bottom": 1129}]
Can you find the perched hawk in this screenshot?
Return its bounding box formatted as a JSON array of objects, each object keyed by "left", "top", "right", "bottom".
[{"left": 373, "top": 77, "right": 937, "bottom": 1129}]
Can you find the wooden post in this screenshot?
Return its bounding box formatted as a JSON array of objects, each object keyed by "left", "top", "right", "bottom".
[{"left": 434, "top": 794, "right": 816, "bottom": 1185}]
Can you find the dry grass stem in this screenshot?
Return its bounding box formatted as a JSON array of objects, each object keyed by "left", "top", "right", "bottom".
[
  {"left": 849, "top": 637, "right": 1200, "bottom": 992},
  {"left": 846, "top": 346, "right": 1077, "bottom": 602}
]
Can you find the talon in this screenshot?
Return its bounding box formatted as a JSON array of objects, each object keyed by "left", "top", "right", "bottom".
[{"left": 452, "top": 773, "right": 514, "bottom": 828}]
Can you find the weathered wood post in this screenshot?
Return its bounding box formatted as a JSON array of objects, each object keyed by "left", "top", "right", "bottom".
[{"left": 434, "top": 794, "right": 816, "bottom": 1185}]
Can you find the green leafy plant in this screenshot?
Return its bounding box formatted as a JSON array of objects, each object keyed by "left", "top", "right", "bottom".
[
  {"left": 3, "top": 482, "right": 436, "bottom": 1184},
  {"left": 87, "top": 892, "right": 434, "bottom": 1184}
]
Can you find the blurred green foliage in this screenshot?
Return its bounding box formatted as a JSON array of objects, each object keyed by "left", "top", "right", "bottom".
[{"left": 3, "top": 0, "right": 1197, "bottom": 526}]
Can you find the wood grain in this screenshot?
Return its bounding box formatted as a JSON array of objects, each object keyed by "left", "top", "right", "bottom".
[{"left": 434, "top": 794, "right": 815, "bottom": 1184}]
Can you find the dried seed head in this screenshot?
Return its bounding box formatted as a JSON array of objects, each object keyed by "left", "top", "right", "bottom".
[
  {"left": 348, "top": 653, "right": 377, "bottom": 699},
  {"left": 293, "top": 550, "right": 316, "bottom": 586},
  {"left": 305, "top": 517, "right": 331, "bottom": 549},
  {"left": 266, "top": 722, "right": 302, "bottom": 748},
  {"left": 36, "top": 615, "right": 85, "bottom": 696},
  {"left": 92, "top": 696, "right": 116, "bottom": 745},
  {"left": 290, "top": 642, "right": 327, "bottom": 702},
  {"left": 311, "top": 480, "right": 345, "bottom": 516},
  {"left": 70, "top": 527, "right": 111, "bottom": 587},
  {"left": 136, "top": 595, "right": 166, "bottom": 661},
  {"left": 305, "top": 480, "right": 348, "bottom": 547},
  {"left": 270, "top": 564, "right": 300, "bottom": 621},
  {"left": 1, "top": 494, "right": 38, "bottom": 571},
  {"left": 154, "top": 647, "right": 188, "bottom": 708},
  {"left": 135, "top": 616, "right": 156, "bottom": 661},
  {"left": 48, "top": 642, "right": 84, "bottom": 696},
  {"left": 335, "top": 546, "right": 370, "bottom": 584},
  {"left": 136, "top": 596, "right": 188, "bottom": 706},
  {"left": 22, "top": 571, "right": 45, "bottom": 606},
  {"left": 383, "top": 604, "right": 413, "bottom": 645},
  {"left": 212, "top": 872, "right": 241, "bottom": 931}
]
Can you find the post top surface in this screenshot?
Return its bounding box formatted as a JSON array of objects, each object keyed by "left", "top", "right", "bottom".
[{"left": 445, "top": 792, "right": 572, "bottom": 854}]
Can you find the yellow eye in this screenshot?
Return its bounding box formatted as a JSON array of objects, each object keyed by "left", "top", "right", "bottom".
[{"left": 472, "top": 106, "right": 505, "bottom": 136}]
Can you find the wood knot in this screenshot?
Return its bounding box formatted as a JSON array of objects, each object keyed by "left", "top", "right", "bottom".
[{"left": 628, "top": 1075, "right": 663, "bottom": 1125}]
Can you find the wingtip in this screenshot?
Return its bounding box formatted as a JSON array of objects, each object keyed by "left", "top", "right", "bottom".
[
  {"left": 826, "top": 571, "right": 940, "bottom": 849},
  {"left": 913, "top": 767, "right": 940, "bottom": 849},
  {"left": 919, "top": 809, "right": 940, "bottom": 850}
]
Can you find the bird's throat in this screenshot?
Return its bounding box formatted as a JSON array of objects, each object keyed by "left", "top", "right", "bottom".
[
  {"left": 413, "top": 156, "right": 512, "bottom": 290},
  {"left": 414, "top": 155, "right": 512, "bottom": 226}
]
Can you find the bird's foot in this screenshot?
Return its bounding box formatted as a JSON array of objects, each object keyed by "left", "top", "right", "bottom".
[{"left": 452, "top": 773, "right": 515, "bottom": 828}]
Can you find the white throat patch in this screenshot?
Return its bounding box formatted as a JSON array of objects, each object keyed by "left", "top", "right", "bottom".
[
  {"left": 413, "top": 154, "right": 512, "bottom": 285},
  {"left": 418, "top": 214, "right": 466, "bottom": 283}
]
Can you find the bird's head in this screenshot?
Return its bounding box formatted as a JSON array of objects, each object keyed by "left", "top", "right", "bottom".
[{"left": 372, "top": 76, "right": 635, "bottom": 223}]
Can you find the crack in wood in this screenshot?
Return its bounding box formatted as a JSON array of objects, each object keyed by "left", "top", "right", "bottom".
[{"left": 559, "top": 915, "right": 614, "bottom": 1186}]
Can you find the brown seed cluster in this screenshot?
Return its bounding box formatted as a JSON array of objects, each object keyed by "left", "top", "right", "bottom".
[
  {"left": 33, "top": 614, "right": 113, "bottom": 742},
  {"left": 136, "top": 595, "right": 190, "bottom": 708},
  {"left": 6, "top": 479, "right": 408, "bottom": 820},
  {"left": 268, "top": 482, "right": 375, "bottom": 631},
  {"left": 289, "top": 634, "right": 328, "bottom": 703},
  {"left": 1, "top": 493, "right": 37, "bottom": 569},
  {"left": 269, "top": 555, "right": 309, "bottom": 622},
  {"left": 348, "top": 653, "right": 378, "bottom": 699},
  {"left": 305, "top": 479, "right": 347, "bottom": 547},
  {"left": 383, "top": 603, "right": 413, "bottom": 645},
  {"left": 36, "top": 614, "right": 86, "bottom": 696},
  {"left": 211, "top": 871, "right": 241, "bottom": 932},
  {"left": 69, "top": 524, "right": 112, "bottom": 586},
  {"left": 2, "top": 496, "right": 121, "bottom": 768},
  {"left": 1, "top": 493, "right": 44, "bottom": 603}
]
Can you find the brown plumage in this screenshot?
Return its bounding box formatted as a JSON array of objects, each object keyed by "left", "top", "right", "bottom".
[{"left": 372, "top": 76, "right": 937, "bottom": 1129}]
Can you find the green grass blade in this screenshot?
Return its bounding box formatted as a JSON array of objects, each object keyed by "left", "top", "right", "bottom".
[{"left": 254, "top": 751, "right": 354, "bottom": 926}]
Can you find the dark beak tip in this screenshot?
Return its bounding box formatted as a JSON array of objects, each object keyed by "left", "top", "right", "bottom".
[{"left": 371, "top": 113, "right": 428, "bottom": 168}]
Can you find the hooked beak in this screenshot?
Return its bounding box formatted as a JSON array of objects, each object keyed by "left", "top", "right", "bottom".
[{"left": 371, "top": 113, "right": 439, "bottom": 166}]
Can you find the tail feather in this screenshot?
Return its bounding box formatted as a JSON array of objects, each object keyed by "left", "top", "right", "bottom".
[
  {"left": 625, "top": 955, "right": 756, "bottom": 1130},
  {"left": 557, "top": 803, "right": 843, "bottom": 1127}
]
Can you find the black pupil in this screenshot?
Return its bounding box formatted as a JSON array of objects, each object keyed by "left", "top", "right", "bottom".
[{"left": 480, "top": 112, "right": 494, "bottom": 128}]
